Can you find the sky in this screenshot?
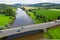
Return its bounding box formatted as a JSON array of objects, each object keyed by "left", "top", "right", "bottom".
[{"left": 0, "top": 0, "right": 60, "bottom": 4}]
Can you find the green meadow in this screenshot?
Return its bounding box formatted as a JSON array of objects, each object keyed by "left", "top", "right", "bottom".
[
  {"left": 0, "top": 14, "right": 11, "bottom": 27},
  {"left": 27, "top": 9, "right": 60, "bottom": 23},
  {"left": 0, "top": 7, "right": 16, "bottom": 29},
  {"left": 44, "top": 26, "right": 60, "bottom": 39}
]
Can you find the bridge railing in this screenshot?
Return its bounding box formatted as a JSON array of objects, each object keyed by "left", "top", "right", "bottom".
[{"left": 0, "top": 20, "right": 60, "bottom": 38}]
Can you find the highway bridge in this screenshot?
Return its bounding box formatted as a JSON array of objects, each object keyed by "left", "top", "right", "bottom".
[{"left": 0, "top": 20, "right": 60, "bottom": 38}]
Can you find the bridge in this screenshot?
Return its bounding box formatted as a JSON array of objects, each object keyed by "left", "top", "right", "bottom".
[{"left": 0, "top": 20, "right": 60, "bottom": 38}]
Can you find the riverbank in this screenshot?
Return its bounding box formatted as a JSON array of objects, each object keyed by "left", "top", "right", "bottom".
[
  {"left": 26, "top": 9, "right": 60, "bottom": 24},
  {"left": 0, "top": 8, "right": 16, "bottom": 30},
  {"left": 44, "top": 25, "right": 60, "bottom": 39}
]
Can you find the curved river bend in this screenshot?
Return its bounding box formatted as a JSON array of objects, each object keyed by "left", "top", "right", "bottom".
[{"left": 10, "top": 8, "right": 33, "bottom": 28}]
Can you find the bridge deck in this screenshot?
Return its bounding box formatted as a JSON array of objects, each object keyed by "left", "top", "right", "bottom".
[
  {"left": 0, "top": 20, "right": 60, "bottom": 38},
  {"left": 7, "top": 25, "right": 60, "bottom": 40}
]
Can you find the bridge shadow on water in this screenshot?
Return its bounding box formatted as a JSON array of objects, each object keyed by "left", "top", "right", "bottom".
[{"left": 11, "top": 32, "right": 43, "bottom": 40}]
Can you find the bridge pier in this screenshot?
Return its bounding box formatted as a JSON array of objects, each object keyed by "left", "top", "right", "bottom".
[{"left": 41, "top": 28, "right": 49, "bottom": 33}]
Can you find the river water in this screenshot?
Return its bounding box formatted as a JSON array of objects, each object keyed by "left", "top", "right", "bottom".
[
  {"left": 9, "top": 8, "right": 43, "bottom": 40},
  {"left": 10, "top": 8, "right": 33, "bottom": 28},
  {"left": 12, "top": 32, "right": 43, "bottom": 40}
]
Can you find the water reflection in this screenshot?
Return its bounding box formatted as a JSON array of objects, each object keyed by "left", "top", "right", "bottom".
[{"left": 10, "top": 8, "right": 33, "bottom": 28}]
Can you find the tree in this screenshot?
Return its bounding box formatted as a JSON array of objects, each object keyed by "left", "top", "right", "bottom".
[
  {"left": 28, "top": 9, "right": 32, "bottom": 12},
  {"left": 4, "top": 7, "right": 15, "bottom": 16},
  {"left": 57, "top": 16, "right": 60, "bottom": 20},
  {"left": 48, "top": 19, "right": 53, "bottom": 22}
]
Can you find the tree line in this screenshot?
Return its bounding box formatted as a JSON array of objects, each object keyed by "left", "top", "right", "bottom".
[{"left": 0, "top": 5, "right": 16, "bottom": 17}]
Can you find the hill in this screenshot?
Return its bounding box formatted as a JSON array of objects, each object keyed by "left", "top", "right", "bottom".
[{"left": 27, "top": 2, "right": 60, "bottom": 8}]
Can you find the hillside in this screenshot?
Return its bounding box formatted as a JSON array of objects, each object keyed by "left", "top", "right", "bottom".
[
  {"left": 11, "top": 3, "right": 22, "bottom": 7},
  {"left": 0, "top": 4, "right": 11, "bottom": 9},
  {"left": 27, "top": 2, "right": 60, "bottom": 8}
]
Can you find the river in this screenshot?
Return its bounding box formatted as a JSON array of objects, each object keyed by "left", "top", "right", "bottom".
[
  {"left": 8, "top": 8, "right": 43, "bottom": 40},
  {"left": 12, "top": 32, "right": 43, "bottom": 40},
  {"left": 10, "top": 8, "right": 33, "bottom": 28}
]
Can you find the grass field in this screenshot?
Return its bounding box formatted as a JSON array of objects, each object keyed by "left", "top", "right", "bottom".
[
  {"left": 50, "top": 9, "right": 60, "bottom": 11},
  {"left": 28, "top": 12, "right": 42, "bottom": 23},
  {"left": 23, "top": 7, "right": 38, "bottom": 10},
  {"left": 27, "top": 9, "right": 60, "bottom": 23},
  {"left": 44, "top": 25, "right": 60, "bottom": 39},
  {"left": 0, "top": 14, "right": 11, "bottom": 28}
]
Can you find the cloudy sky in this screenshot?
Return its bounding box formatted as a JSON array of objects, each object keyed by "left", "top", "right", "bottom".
[{"left": 0, "top": 0, "right": 60, "bottom": 4}]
